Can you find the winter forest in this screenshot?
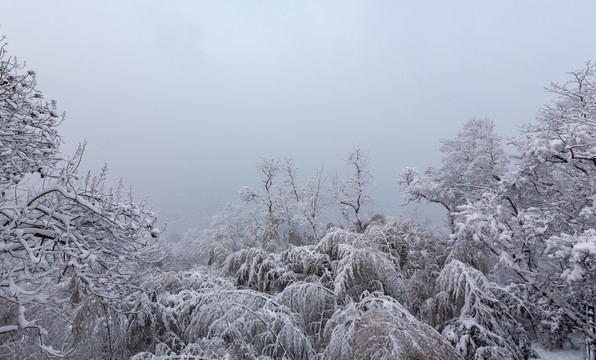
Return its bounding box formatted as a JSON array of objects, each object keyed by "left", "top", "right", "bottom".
[{"left": 2, "top": 25, "right": 596, "bottom": 360}]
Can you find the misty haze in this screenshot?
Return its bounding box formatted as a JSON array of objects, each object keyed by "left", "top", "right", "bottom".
[{"left": 1, "top": 1, "right": 596, "bottom": 359}]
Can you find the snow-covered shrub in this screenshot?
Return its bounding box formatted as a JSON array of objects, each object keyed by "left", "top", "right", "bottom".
[
  {"left": 321, "top": 291, "right": 460, "bottom": 360},
  {"left": 275, "top": 281, "right": 336, "bottom": 351},
  {"left": 365, "top": 216, "right": 449, "bottom": 314},
  {"left": 126, "top": 292, "right": 181, "bottom": 356},
  {"left": 126, "top": 268, "right": 316, "bottom": 359},
  {"left": 223, "top": 247, "right": 297, "bottom": 292},
  {"left": 280, "top": 245, "right": 332, "bottom": 279},
  {"left": 425, "top": 260, "right": 534, "bottom": 360},
  {"left": 316, "top": 227, "right": 406, "bottom": 303}
]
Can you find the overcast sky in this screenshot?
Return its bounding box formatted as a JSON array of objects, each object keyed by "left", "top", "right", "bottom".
[{"left": 3, "top": 1, "right": 596, "bottom": 234}]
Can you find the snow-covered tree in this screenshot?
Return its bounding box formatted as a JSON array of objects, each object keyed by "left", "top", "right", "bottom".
[
  {"left": 0, "top": 37, "right": 61, "bottom": 188},
  {"left": 0, "top": 38, "right": 164, "bottom": 355},
  {"left": 283, "top": 162, "right": 329, "bottom": 243},
  {"left": 399, "top": 118, "right": 507, "bottom": 231},
  {"left": 236, "top": 156, "right": 332, "bottom": 252},
  {"left": 396, "top": 64, "right": 596, "bottom": 351},
  {"left": 240, "top": 157, "right": 283, "bottom": 251},
  {"left": 515, "top": 62, "right": 596, "bottom": 280},
  {"left": 333, "top": 148, "right": 373, "bottom": 232},
  {"left": 445, "top": 63, "right": 596, "bottom": 345}
]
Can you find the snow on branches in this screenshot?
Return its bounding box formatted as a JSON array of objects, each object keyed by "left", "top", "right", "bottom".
[
  {"left": 399, "top": 118, "right": 507, "bottom": 217},
  {"left": 0, "top": 38, "right": 61, "bottom": 189},
  {"left": 424, "top": 260, "right": 534, "bottom": 360},
  {"left": 0, "top": 39, "right": 164, "bottom": 354}
]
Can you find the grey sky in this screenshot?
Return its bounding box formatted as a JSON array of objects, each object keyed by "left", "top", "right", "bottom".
[{"left": 3, "top": 1, "right": 596, "bottom": 233}]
